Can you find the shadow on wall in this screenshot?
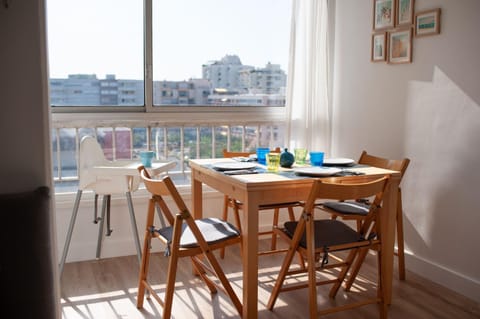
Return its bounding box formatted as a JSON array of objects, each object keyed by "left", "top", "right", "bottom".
[{"left": 402, "top": 66, "right": 480, "bottom": 299}]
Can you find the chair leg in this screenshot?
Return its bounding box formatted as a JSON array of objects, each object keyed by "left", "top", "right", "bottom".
[
  {"left": 93, "top": 194, "right": 100, "bottom": 223},
  {"left": 233, "top": 204, "right": 243, "bottom": 258},
  {"left": 136, "top": 229, "right": 152, "bottom": 309},
  {"left": 270, "top": 208, "right": 280, "bottom": 250},
  {"left": 220, "top": 195, "right": 230, "bottom": 259},
  {"left": 191, "top": 257, "right": 218, "bottom": 293},
  {"left": 137, "top": 198, "right": 156, "bottom": 309},
  {"left": 287, "top": 207, "right": 306, "bottom": 269},
  {"left": 59, "top": 189, "right": 82, "bottom": 275},
  {"left": 126, "top": 191, "right": 142, "bottom": 264},
  {"left": 356, "top": 219, "right": 362, "bottom": 230},
  {"left": 305, "top": 214, "right": 318, "bottom": 318},
  {"left": 396, "top": 190, "right": 406, "bottom": 280},
  {"left": 329, "top": 248, "right": 358, "bottom": 298},
  {"left": 202, "top": 249, "right": 243, "bottom": 316},
  {"left": 267, "top": 218, "right": 306, "bottom": 311},
  {"left": 106, "top": 195, "right": 113, "bottom": 236},
  {"left": 163, "top": 249, "right": 179, "bottom": 319},
  {"left": 95, "top": 195, "right": 108, "bottom": 259},
  {"left": 344, "top": 247, "right": 369, "bottom": 291},
  {"left": 162, "top": 216, "right": 185, "bottom": 319}
]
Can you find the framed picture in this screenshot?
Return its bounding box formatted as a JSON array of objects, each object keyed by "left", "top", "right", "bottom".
[
  {"left": 396, "top": 0, "right": 415, "bottom": 26},
  {"left": 415, "top": 8, "right": 441, "bottom": 37},
  {"left": 373, "top": 0, "right": 395, "bottom": 30},
  {"left": 371, "top": 32, "right": 387, "bottom": 62},
  {"left": 388, "top": 28, "right": 412, "bottom": 64}
]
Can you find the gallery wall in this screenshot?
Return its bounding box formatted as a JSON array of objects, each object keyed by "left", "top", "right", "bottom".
[{"left": 331, "top": 0, "right": 480, "bottom": 302}]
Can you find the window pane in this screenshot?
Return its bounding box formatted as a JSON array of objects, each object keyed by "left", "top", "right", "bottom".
[
  {"left": 47, "top": 0, "right": 144, "bottom": 107},
  {"left": 152, "top": 0, "right": 290, "bottom": 107}
]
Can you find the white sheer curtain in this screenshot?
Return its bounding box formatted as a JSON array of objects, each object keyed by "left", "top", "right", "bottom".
[{"left": 286, "top": 0, "right": 330, "bottom": 155}]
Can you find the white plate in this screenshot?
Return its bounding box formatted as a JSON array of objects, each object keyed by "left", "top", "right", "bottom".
[
  {"left": 322, "top": 157, "right": 355, "bottom": 166},
  {"left": 294, "top": 167, "right": 342, "bottom": 177},
  {"left": 212, "top": 162, "right": 257, "bottom": 171}
]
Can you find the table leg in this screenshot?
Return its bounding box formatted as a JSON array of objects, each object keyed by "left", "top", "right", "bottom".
[
  {"left": 380, "top": 176, "right": 400, "bottom": 305},
  {"left": 192, "top": 174, "right": 203, "bottom": 219},
  {"left": 242, "top": 192, "right": 260, "bottom": 319}
]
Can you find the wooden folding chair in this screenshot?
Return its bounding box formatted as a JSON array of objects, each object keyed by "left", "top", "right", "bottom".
[
  {"left": 267, "top": 175, "right": 391, "bottom": 318},
  {"left": 321, "top": 150, "right": 410, "bottom": 282},
  {"left": 220, "top": 148, "right": 302, "bottom": 258},
  {"left": 136, "top": 166, "right": 242, "bottom": 319}
]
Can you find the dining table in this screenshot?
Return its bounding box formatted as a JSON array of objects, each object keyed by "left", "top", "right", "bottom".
[{"left": 190, "top": 157, "right": 401, "bottom": 318}]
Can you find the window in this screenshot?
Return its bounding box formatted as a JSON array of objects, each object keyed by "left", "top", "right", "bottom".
[
  {"left": 47, "top": 0, "right": 291, "bottom": 109},
  {"left": 46, "top": 0, "right": 144, "bottom": 108}
]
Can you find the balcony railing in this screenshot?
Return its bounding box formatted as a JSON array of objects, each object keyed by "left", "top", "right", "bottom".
[{"left": 51, "top": 112, "right": 287, "bottom": 193}]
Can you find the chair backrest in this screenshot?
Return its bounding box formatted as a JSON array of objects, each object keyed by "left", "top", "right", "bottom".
[
  {"left": 78, "top": 135, "right": 134, "bottom": 194},
  {"left": 308, "top": 175, "right": 390, "bottom": 236},
  {"left": 78, "top": 136, "right": 109, "bottom": 190},
  {"left": 138, "top": 166, "right": 186, "bottom": 227},
  {"left": 139, "top": 165, "right": 241, "bottom": 251},
  {"left": 222, "top": 147, "right": 281, "bottom": 158},
  {"left": 358, "top": 150, "right": 410, "bottom": 178},
  {"left": 222, "top": 149, "right": 254, "bottom": 158}
]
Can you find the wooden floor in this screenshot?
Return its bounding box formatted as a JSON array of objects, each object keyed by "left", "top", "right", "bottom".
[{"left": 60, "top": 240, "right": 480, "bottom": 319}]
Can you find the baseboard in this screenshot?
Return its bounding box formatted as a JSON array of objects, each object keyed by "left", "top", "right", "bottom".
[{"left": 405, "top": 252, "right": 480, "bottom": 303}]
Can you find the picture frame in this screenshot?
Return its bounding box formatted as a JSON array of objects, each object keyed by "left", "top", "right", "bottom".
[
  {"left": 388, "top": 28, "right": 412, "bottom": 64},
  {"left": 373, "top": 0, "right": 395, "bottom": 30},
  {"left": 415, "top": 8, "right": 441, "bottom": 37},
  {"left": 396, "top": 0, "right": 415, "bottom": 26},
  {"left": 371, "top": 32, "right": 387, "bottom": 62}
]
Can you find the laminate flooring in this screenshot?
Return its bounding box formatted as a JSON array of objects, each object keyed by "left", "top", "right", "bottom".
[{"left": 60, "top": 240, "right": 480, "bottom": 319}]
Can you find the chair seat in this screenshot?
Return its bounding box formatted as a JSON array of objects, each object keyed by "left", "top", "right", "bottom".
[
  {"left": 322, "top": 201, "right": 370, "bottom": 215},
  {"left": 284, "top": 219, "right": 364, "bottom": 249},
  {"left": 157, "top": 217, "right": 240, "bottom": 248}
]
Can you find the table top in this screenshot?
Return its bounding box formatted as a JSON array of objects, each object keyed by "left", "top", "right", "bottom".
[{"left": 190, "top": 158, "right": 399, "bottom": 186}]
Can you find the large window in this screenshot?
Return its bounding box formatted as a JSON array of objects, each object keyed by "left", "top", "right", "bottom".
[{"left": 47, "top": 0, "right": 291, "bottom": 109}]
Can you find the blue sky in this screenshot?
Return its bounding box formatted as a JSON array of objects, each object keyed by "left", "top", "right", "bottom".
[{"left": 47, "top": 0, "right": 291, "bottom": 81}]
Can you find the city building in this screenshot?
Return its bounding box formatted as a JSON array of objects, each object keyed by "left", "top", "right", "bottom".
[{"left": 49, "top": 58, "right": 287, "bottom": 106}]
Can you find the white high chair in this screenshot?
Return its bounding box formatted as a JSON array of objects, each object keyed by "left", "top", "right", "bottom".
[{"left": 59, "top": 136, "right": 175, "bottom": 275}]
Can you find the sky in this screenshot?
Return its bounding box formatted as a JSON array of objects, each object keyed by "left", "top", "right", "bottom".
[{"left": 46, "top": 0, "right": 291, "bottom": 81}]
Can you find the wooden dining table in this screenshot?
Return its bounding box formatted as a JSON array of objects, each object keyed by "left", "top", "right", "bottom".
[{"left": 190, "top": 158, "right": 401, "bottom": 318}]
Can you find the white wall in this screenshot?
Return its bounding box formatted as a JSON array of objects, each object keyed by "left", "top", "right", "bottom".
[{"left": 331, "top": 0, "right": 480, "bottom": 302}]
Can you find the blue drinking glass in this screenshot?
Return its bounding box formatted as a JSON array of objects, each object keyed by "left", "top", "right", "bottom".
[
  {"left": 256, "top": 147, "right": 270, "bottom": 165},
  {"left": 309, "top": 151, "right": 324, "bottom": 166}
]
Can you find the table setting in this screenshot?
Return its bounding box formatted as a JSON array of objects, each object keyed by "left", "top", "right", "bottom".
[{"left": 210, "top": 147, "right": 365, "bottom": 177}]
